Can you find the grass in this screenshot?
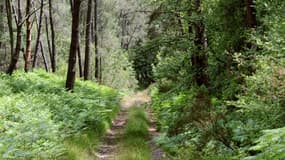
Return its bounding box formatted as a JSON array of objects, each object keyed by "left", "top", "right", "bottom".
[
  {"left": 117, "top": 107, "right": 151, "bottom": 160},
  {"left": 62, "top": 130, "right": 102, "bottom": 160},
  {"left": 62, "top": 120, "right": 113, "bottom": 160}
]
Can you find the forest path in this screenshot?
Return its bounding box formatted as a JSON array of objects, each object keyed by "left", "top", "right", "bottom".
[{"left": 94, "top": 90, "right": 166, "bottom": 160}]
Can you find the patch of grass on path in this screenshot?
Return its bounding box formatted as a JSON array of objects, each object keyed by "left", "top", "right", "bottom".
[
  {"left": 117, "top": 107, "right": 151, "bottom": 160},
  {"left": 62, "top": 130, "right": 104, "bottom": 160}
]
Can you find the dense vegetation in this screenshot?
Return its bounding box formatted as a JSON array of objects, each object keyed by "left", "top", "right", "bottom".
[
  {"left": 143, "top": 0, "right": 285, "bottom": 159},
  {"left": 0, "top": 0, "right": 284, "bottom": 159},
  {"left": 0, "top": 70, "right": 119, "bottom": 159}
]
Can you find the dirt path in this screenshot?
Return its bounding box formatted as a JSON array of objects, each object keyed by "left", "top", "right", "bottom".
[
  {"left": 147, "top": 109, "right": 167, "bottom": 160},
  {"left": 94, "top": 91, "right": 165, "bottom": 160}
]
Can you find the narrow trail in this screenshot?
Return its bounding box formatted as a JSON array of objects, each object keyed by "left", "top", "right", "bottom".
[
  {"left": 147, "top": 110, "right": 167, "bottom": 160},
  {"left": 94, "top": 91, "right": 166, "bottom": 160}
]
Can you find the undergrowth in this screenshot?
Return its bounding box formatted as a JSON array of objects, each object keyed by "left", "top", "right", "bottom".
[
  {"left": 0, "top": 70, "right": 120, "bottom": 159},
  {"left": 151, "top": 58, "right": 285, "bottom": 160}
]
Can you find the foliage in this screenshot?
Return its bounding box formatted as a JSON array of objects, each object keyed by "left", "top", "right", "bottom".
[
  {"left": 0, "top": 95, "right": 64, "bottom": 159},
  {"left": 147, "top": 0, "right": 285, "bottom": 159},
  {"left": 245, "top": 127, "right": 285, "bottom": 160},
  {"left": 0, "top": 70, "right": 120, "bottom": 159},
  {"left": 152, "top": 58, "right": 285, "bottom": 158},
  {"left": 102, "top": 50, "right": 138, "bottom": 90}
]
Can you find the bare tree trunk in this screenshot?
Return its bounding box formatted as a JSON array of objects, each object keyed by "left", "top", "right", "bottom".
[
  {"left": 24, "top": 0, "right": 33, "bottom": 72},
  {"left": 191, "top": 0, "right": 209, "bottom": 87},
  {"left": 0, "top": 2, "right": 5, "bottom": 49},
  {"left": 45, "top": 16, "right": 52, "bottom": 68},
  {"left": 245, "top": 0, "right": 257, "bottom": 28},
  {"left": 33, "top": 0, "right": 44, "bottom": 68},
  {"left": 120, "top": 11, "right": 127, "bottom": 49},
  {"left": 94, "top": 0, "right": 100, "bottom": 82},
  {"left": 49, "top": 0, "right": 56, "bottom": 72},
  {"left": 5, "top": 0, "right": 13, "bottom": 57},
  {"left": 77, "top": 38, "right": 83, "bottom": 77},
  {"left": 66, "top": 0, "right": 81, "bottom": 91},
  {"left": 84, "top": 0, "right": 93, "bottom": 80},
  {"left": 69, "top": 0, "right": 73, "bottom": 11},
  {"left": 69, "top": 0, "right": 82, "bottom": 78},
  {"left": 7, "top": 0, "right": 23, "bottom": 75},
  {"left": 40, "top": 40, "right": 49, "bottom": 72}
]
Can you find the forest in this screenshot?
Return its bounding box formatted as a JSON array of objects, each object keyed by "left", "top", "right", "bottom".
[{"left": 0, "top": 0, "right": 284, "bottom": 160}]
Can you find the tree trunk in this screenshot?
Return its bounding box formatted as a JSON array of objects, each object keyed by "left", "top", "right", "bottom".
[
  {"left": 66, "top": 0, "right": 81, "bottom": 91},
  {"left": 84, "top": 0, "right": 93, "bottom": 80},
  {"left": 40, "top": 40, "right": 49, "bottom": 72},
  {"left": 245, "top": 0, "right": 257, "bottom": 28},
  {"left": 77, "top": 38, "right": 83, "bottom": 77},
  {"left": 49, "top": 0, "right": 57, "bottom": 72},
  {"left": 191, "top": 0, "right": 209, "bottom": 87},
  {"left": 45, "top": 15, "right": 52, "bottom": 68},
  {"left": 0, "top": 2, "right": 5, "bottom": 49},
  {"left": 5, "top": 0, "right": 13, "bottom": 58},
  {"left": 33, "top": 0, "right": 44, "bottom": 68},
  {"left": 94, "top": 0, "right": 100, "bottom": 82},
  {"left": 6, "top": 0, "right": 22, "bottom": 75},
  {"left": 24, "top": 0, "right": 33, "bottom": 72},
  {"left": 120, "top": 12, "right": 128, "bottom": 49},
  {"left": 69, "top": 0, "right": 73, "bottom": 12}
]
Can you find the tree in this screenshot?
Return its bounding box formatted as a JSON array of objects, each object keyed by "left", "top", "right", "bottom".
[
  {"left": 191, "top": 0, "right": 209, "bottom": 87},
  {"left": 33, "top": 0, "right": 45, "bottom": 69},
  {"left": 77, "top": 38, "right": 83, "bottom": 77},
  {"left": 48, "top": 0, "right": 56, "bottom": 72},
  {"left": 6, "top": 0, "right": 23, "bottom": 75},
  {"left": 94, "top": 0, "right": 100, "bottom": 82},
  {"left": 66, "top": 0, "right": 81, "bottom": 91},
  {"left": 245, "top": 0, "right": 257, "bottom": 28},
  {"left": 5, "top": 0, "right": 13, "bottom": 61},
  {"left": 24, "top": 0, "right": 33, "bottom": 72},
  {"left": 84, "top": 0, "right": 93, "bottom": 80},
  {"left": 0, "top": 1, "right": 5, "bottom": 49}
]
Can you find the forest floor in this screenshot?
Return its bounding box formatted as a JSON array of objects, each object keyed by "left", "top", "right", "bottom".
[{"left": 94, "top": 91, "right": 166, "bottom": 160}]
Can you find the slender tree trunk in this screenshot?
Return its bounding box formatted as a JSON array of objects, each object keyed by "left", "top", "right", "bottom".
[
  {"left": 45, "top": 15, "right": 52, "bottom": 63},
  {"left": 120, "top": 13, "right": 127, "bottom": 49},
  {"left": 40, "top": 40, "right": 49, "bottom": 72},
  {"left": 69, "top": 0, "right": 73, "bottom": 11},
  {"left": 66, "top": 0, "right": 81, "bottom": 91},
  {"left": 5, "top": 0, "right": 14, "bottom": 58},
  {"left": 69, "top": 0, "right": 82, "bottom": 77},
  {"left": 49, "top": 0, "right": 56, "bottom": 72},
  {"left": 7, "top": 0, "right": 22, "bottom": 75},
  {"left": 84, "top": 0, "right": 93, "bottom": 80},
  {"left": 245, "top": 0, "right": 257, "bottom": 28},
  {"left": 33, "top": 0, "right": 44, "bottom": 68},
  {"left": 24, "top": 0, "right": 33, "bottom": 72},
  {"left": 0, "top": 2, "right": 5, "bottom": 49},
  {"left": 77, "top": 38, "right": 83, "bottom": 77},
  {"left": 191, "top": 0, "right": 209, "bottom": 87},
  {"left": 94, "top": 0, "right": 100, "bottom": 82},
  {"left": 91, "top": 14, "right": 94, "bottom": 42}
]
